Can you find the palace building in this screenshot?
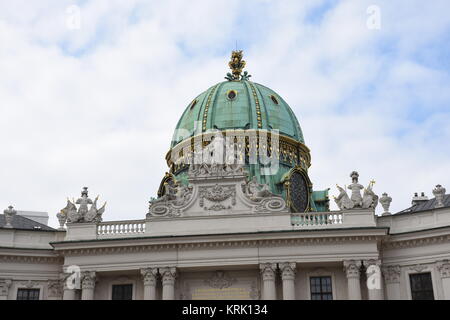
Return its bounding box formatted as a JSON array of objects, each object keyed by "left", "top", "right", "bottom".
[{"left": 1, "top": 51, "right": 450, "bottom": 300}]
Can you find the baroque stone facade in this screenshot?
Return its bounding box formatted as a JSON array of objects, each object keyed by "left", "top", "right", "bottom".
[{"left": 1, "top": 52, "right": 450, "bottom": 300}]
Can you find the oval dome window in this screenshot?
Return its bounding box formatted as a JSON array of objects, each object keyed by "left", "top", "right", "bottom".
[
  {"left": 189, "top": 99, "right": 197, "bottom": 109},
  {"left": 227, "top": 90, "right": 237, "bottom": 100},
  {"left": 270, "top": 95, "right": 279, "bottom": 105}
]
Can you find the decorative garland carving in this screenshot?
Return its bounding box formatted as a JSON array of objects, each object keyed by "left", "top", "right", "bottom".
[
  {"left": 204, "top": 271, "right": 237, "bottom": 289},
  {"left": 199, "top": 184, "right": 236, "bottom": 211},
  {"left": 409, "top": 264, "right": 427, "bottom": 273}
]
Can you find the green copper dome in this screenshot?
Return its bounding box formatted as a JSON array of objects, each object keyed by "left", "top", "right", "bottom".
[
  {"left": 171, "top": 80, "right": 304, "bottom": 147},
  {"left": 161, "top": 51, "right": 330, "bottom": 213}
]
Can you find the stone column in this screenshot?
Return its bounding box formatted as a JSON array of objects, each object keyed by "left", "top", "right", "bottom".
[
  {"left": 62, "top": 270, "right": 80, "bottom": 300},
  {"left": 279, "top": 262, "right": 296, "bottom": 300},
  {"left": 62, "top": 273, "right": 77, "bottom": 300},
  {"left": 382, "top": 265, "right": 401, "bottom": 300},
  {"left": 364, "top": 259, "right": 384, "bottom": 300},
  {"left": 437, "top": 260, "right": 450, "bottom": 300},
  {"left": 141, "top": 267, "right": 158, "bottom": 300},
  {"left": 63, "top": 287, "right": 76, "bottom": 300},
  {"left": 47, "top": 280, "right": 63, "bottom": 300},
  {"left": 260, "top": 263, "right": 277, "bottom": 300},
  {"left": 160, "top": 267, "right": 177, "bottom": 300},
  {"left": 343, "top": 260, "right": 362, "bottom": 300},
  {"left": 0, "top": 279, "right": 12, "bottom": 300},
  {"left": 81, "top": 271, "right": 96, "bottom": 300}
]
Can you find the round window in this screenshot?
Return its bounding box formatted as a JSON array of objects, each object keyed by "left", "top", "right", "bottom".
[
  {"left": 288, "top": 171, "right": 309, "bottom": 212},
  {"left": 227, "top": 90, "right": 237, "bottom": 100}
]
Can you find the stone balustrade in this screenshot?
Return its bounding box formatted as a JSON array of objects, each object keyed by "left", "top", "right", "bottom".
[
  {"left": 291, "top": 212, "right": 343, "bottom": 227},
  {"left": 97, "top": 220, "right": 146, "bottom": 237},
  {"left": 63, "top": 209, "right": 376, "bottom": 241},
  {"left": 291, "top": 209, "right": 377, "bottom": 229}
]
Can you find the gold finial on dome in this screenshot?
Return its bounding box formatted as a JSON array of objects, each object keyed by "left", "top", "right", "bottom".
[
  {"left": 225, "top": 50, "right": 251, "bottom": 81},
  {"left": 229, "top": 50, "right": 245, "bottom": 79}
]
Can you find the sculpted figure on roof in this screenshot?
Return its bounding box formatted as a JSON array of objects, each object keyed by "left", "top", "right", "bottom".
[
  {"left": 334, "top": 172, "right": 378, "bottom": 211},
  {"left": 59, "top": 187, "right": 106, "bottom": 224}
]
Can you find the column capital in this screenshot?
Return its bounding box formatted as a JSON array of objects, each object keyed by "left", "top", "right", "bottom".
[
  {"left": 436, "top": 260, "right": 450, "bottom": 279},
  {"left": 0, "top": 279, "right": 12, "bottom": 297},
  {"left": 81, "top": 271, "right": 96, "bottom": 290},
  {"left": 48, "top": 280, "right": 63, "bottom": 298},
  {"left": 382, "top": 265, "right": 401, "bottom": 283},
  {"left": 363, "top": 259, "right": 381, "bottom": 267},
  {"left": 260, "top": 263, "right": 277, "bottom": 281},
  {"left": 61, "top": 272, "right": 79, "bottom": 290},
  {"left": 364, "top": 259, "right": 382, "bottom": 274},
  {"left": 279, "top": 262, "right": 296, "bottom": 281},
  {"left": 160, "top": 267, "right": 177, "bottom": 286},
  {"left": 141, "top": 267, "right": 158, "bottom": 286},
  {"left": 343, "top": 260, "right": 362, "bottom": 279}
]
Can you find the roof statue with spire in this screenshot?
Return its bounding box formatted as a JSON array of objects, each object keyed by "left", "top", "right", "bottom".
[{"left": 58, "top": 187, "right": 106, "bottom": 224}]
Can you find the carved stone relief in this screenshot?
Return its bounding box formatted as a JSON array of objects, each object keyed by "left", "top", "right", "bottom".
[
  {"left": 48, "top": 280, "right": 63, "bottom": 298},
  {"left": 204, "top": 271, "right": 237, "bottom": 289},
  {"left": 199, "top": 184, "right": 236, "bottom": 211},
  {"left": 382, "top": 265, "right": 401, "bottom": 283},
  {"left": 0, "top": 279, "right": 12, "bottom": 296},
  {"left": 147, "top": 165, "right": 287, "bottom": 218},
  {"left": 436, "top": 260, "right": 450, "bottom": 278}
]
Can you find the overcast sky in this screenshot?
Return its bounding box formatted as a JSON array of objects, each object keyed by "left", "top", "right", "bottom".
[{"left": 1, "top": 0, "right": 449, "bottom": 228}]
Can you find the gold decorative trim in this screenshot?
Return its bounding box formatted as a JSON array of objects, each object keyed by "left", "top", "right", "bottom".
[
  {"left": 189, "top": 99, "right": 198, "bottom": 110},
  {"left": 166, "top": 130, "right": 311, "bottom": 172},
  {"left": 247, "top": 82, "right": 262, "bottom": 129},
  {"left": 202, "top": 84, "right": 219, "bottom": 131},
  {"left": 228, "top": 50, "right": 246, "bottom": 80},
  {"left": 157, "top": 172, "right": 175, "bottom": 198}
]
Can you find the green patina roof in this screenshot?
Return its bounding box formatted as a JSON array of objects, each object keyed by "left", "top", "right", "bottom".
[
  {"left": 171, "top": 80, "right": 304, "bottom": 147},
  {"left": 167, "top": 77, "right": 330, "bottom": 212}
]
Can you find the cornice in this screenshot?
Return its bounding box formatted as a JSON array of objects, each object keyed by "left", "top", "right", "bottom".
[
  {"left": 382, "top": 234, "right": 450, "bottom": 249},
  {"left": 52, "top": 227, "right": 387, "bottom": 247},
  {"left": 0, "top": 254, "right": 63, "bottom": 264},
  {"left": 55, "top": 234, "right": 384, "bottom": 257}
]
